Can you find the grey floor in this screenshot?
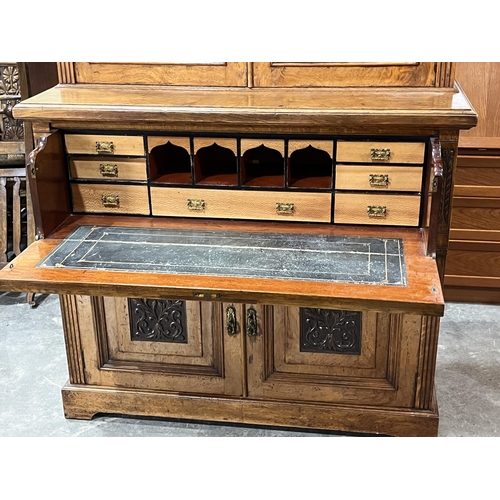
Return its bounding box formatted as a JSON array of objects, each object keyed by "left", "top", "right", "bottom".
[{"left": 1, "top": 292, "right": 499, "bottom": 437}]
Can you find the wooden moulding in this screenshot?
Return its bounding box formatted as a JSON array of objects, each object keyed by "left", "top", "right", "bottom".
[
  {"left": 61, "top": 384, "right": 439, "bottom": 436},
  {"left": 12, "top": 85, "right": 478, "bottom": 133}
]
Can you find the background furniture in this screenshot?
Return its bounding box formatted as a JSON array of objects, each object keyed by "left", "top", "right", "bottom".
[
  {"left": 0, "top": 62, "right": 476, "bottom": 436},
  {"left": 0, "top": 63, "right": 27, "bottom": 267},
  {"left": 444, "top": 63, "right": 500, "bottom": 303}
]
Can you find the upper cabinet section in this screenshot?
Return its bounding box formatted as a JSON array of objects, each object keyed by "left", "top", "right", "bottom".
[
  {"left": 62, "top": 63, "right": 249, "bottom": 87},
  {"left": 57, "top": 62, "right": 455, "bottom": 88}
]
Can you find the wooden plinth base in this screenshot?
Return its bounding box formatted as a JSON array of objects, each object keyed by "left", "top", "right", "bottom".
[{"left": 61, "top": 383, "right": 439, "bottom": 437}]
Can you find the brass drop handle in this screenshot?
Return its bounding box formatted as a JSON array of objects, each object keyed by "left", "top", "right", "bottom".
[
  {"left": 101, "top": 195, "right": 120, "bottom": 208},
  {"left": 370, "top": 148, "right": 391, "bottom": 162},
  {"left": 226, "top": 306, "right": 238, "bottom": 336},
  {"left": 246, "top": 308, "right": 257, "bottom": 337},
  {"left": 367, "top": 205, "right": 387, "bottom": 218},
  {"left": 187, "top": 199, "right": 205, "bottom": 211},
  {"left": 95, "top": 141, "right": 114, "bottom": 154},
  {"left": 100, "top": 164, "right": 118, "bottom": 177},
  {"left": 276, "top": 202, "right": 295, "bottom": 215},
  {"left": 369, "top": 174, "right": 389, "bottom": 187}
]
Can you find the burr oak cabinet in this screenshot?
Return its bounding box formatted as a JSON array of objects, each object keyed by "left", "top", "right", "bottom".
[{"left": 0, "top": 62, "right": 477, "bottom": 436}]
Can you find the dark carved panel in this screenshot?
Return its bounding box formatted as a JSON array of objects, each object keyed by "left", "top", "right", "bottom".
[
  {"left": 439, "top": 148, "right": 455, "bottom": 226},
  {"left": 0, "top": 64, "right": 23, "bottom": 141},
  {"left": 128, "top": 298, "right": 188, "bottom": 343},
  {"left": 300, "top": 308, "right": 361, "bottom": 354}
]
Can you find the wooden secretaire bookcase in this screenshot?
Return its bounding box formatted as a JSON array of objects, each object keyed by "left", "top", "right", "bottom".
[{"left": 0, "top": 62, "right": 477, "bottom": 436}]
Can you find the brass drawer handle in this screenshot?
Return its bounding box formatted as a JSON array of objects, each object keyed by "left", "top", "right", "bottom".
[
  {"left": 101, "top": 195, "right": 120, "bottom": 208},
  {"left": 369, "top": 174, "right": 389, "bottom": 187},
  {"left": 246, "top": 308, "right": 257, "bottom": 337},
  {"left": 367, "top": 205, "right": 387, "bottom": 218},
  {"left": 226, "top": 306, "right": 238, "bottom": 336},
  {"left": 100, "top": 163, "right": 118, "bottom": 177},
  {"left": 187, "top": 199, "right": 205, "bottom": 211},
  {"left": 370, "top": 148, "right": 391, "bottom": 162},
  {"left": 276, "top": 202, "right": 295, "bottom": 215},
  {"left": 95, "top": 141, "right": 114, "bottom": 154}
]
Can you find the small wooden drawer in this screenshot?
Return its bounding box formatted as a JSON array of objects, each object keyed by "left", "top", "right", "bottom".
[
  {"left": 336, "top": 141, "right": 425, "bottom": 164},
  {"left": 335, "top": 165, "right": 423, "bottom": 192},
  {"left": 334, "top": 193, "right": 421, "bottom": 226},
  {"left": 65, "top": 134, "right": 145, "bottom": 156},
  {"left": 71, "top": 183, "right": 150, "bottom": 214},
  {"left": 69, "top": 157, "right": 147, "bottom": 181},
  {"left": 151, "top": 187, "right": 332, "bottom": 222}
]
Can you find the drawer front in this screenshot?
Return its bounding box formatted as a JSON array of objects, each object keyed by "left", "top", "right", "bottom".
[
  {"left": 69, "top": 158, "right": 147, "bottom": 181},
  {"left": 335, "top": 165, "right": 423, "bottom": 192},
  {"left": 446, "top": 246, "right": 500, "bottom": 279},
  {"left": 336, "top": 141, "right": 425, "bottom": 164},
  {"left": 451, "top": 204, "right": 500, "bottom": 231},
  {"left": 71, "top": 183, "right": 150, "bottom": 214},
  {"left": 455, "top": 155, "right": 500, "bottom": 188},
  {"left": 151, "top": 187, "right": 332, "bottom": 222},
  {"left": 334, "top": 193, "right": 421, "bottom": 226},
  {"left": 65, "top": 134, "right": 145, "bottom": 156}
]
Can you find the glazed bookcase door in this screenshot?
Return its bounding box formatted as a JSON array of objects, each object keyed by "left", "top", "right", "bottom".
[
  {"left": 66, "top": 296, "right": 245, "bottom": 396},
  {"left": 252, "top": 62, "right": 450, "bottom": 88},
  {"left": 245, "top": 304, "right": 423, "bottom": 408},
  {"left": 73, "top": 63, "right": 248, "bottom": 87}
]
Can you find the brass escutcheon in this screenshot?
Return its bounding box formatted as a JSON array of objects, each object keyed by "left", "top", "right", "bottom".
[
  {"left": 246, "top": 308, "right": 258, "bottom": 337},
  {"left": 187, "top": 199, "right": 205, "bottom": 211},
  {"left": 369, "top": 174, "right": 389, "bottom": 187},
  {"left": 367, "top": 205, "right": 387, "bottom": 218},
  {"left": 95, "top": 141, "right": 114, "bottom": 154},
  {"left": 226, "top": 306, "right": 238, "bottom": 336},
  {"left": 101, "top": 194, "right": 120, "bottom": 208},
  {"left": 100, "top": 163, "right": 118, "bottom": 177},
  {"left": 276, "top": 202, "right": 295, "bottom": 215},
  {"left": 370, "top": 148, "right": 391, "bottom": 162}
]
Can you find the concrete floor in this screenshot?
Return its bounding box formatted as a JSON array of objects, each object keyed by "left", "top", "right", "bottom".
[{"left": 1, "top": 292, "right": 499, "bottom": 437}]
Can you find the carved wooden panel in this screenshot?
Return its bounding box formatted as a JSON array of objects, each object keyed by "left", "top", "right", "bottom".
[
  {"left": 0, "top": 63, "right": 23, "bottom": 141},
  {"left": 128, "top": 298, "right": 188, "bottom": 343},
  {"left": 300, "top": 308, "right": 361, "bottom": 354}
]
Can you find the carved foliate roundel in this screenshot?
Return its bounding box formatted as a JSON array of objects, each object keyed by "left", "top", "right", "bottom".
[
  {"left": 128, "top": 298, "right": 188, "bottom": 343},
  {"left": 300, "top": 308, "right": 361, "bottom": 354}
]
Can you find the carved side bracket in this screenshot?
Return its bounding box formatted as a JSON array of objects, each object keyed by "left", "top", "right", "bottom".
[{"left": 427, "top": 138, "right": 444, "bottom": 258}]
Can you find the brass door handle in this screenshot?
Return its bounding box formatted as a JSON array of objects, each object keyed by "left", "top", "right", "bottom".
[
  {"left": 101, "top": 195, "right": 120, "bottom": 208},
  {"left": 370, "top": 148, "right": 391, "bottom": 162},
  {"left": 246, "top": 308, "right": 257, "bottom": 336},
  {"left": 367, "top": 205, "right": 387, "bottom": 218},
  {"left": 369, "top": 174, "right": 389, "bottom": 187},
  {"left": 226, "top": 306, "right": 238, "bottom": 336},
  {"left": 95, "top": 141, "right": 114, "bottom": 154},
  {"left": 100, "top": 164, "right": 118, "bottom": 177}
]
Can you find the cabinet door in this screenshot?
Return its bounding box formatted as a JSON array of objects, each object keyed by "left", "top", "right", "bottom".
[
  {"left": 245, "top": 304, "right": 424, "bottom": 408},
  {"left": 252, "top": 62, "right": 447, "bottom": 88},
  {"left": 64, "top": 295, "right": 245, "bottom": 396},
  {"left": 73, "top": 63, "right": 248, "bottom": 87}
]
